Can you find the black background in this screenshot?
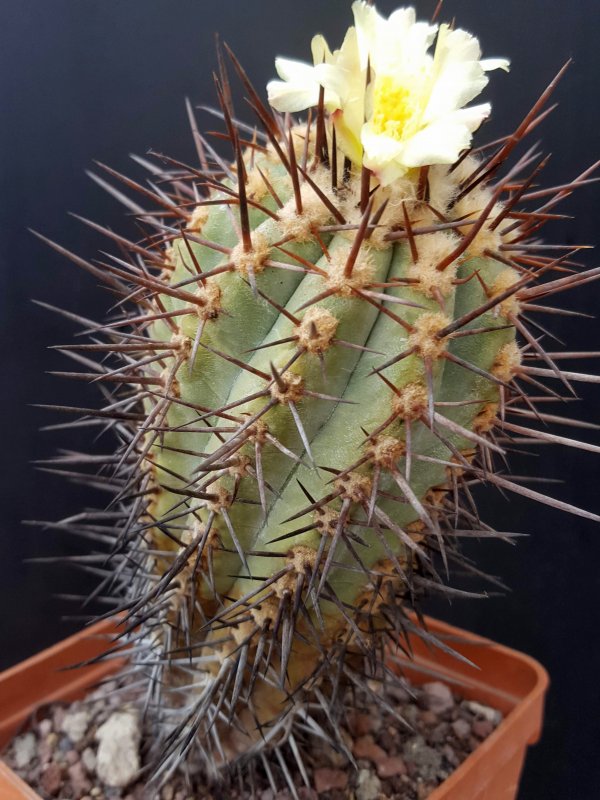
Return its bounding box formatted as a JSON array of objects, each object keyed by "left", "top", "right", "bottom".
[{"left": 1, "top": 2, "right": 599, "bottom": 798}]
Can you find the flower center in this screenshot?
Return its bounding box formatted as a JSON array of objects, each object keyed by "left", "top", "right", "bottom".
[{"left": 371, "top": 75, "right": 422, "bottom": 142}]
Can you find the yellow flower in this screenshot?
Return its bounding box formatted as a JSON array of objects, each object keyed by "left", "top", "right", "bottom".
[
  {"left": 267, "top": 2, "right": 509, "bottom": 187},
  {"left": 355, "top": 3, "right": 510, "bottom": 184}
]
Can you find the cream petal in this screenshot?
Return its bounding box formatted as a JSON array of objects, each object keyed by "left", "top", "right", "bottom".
[
  {"left": 333, "top": 26, "right": 363, "bottom": 92},
  {"left": 332, "top": 110, "right": 364, "bottom": 166},
  {"left": 439, "top": 27, "right": 483, "bottom": 66},
  {"left": 452, "top": 102, "right": 492, "bottom": 132},
  {"left": 401, "top": 124, "right": 472, "bottom": 167},
  {"left": 383, "top": 17, "right": 437, "bottom": 73},
  {"left": 376, "top": 158, "right": 410, "bottom": 187},
  {"left": 269, "top": 57, "right": 342, "bottom": 113},
  {"left": 315, "top": 63, "right": 352, "bottom": 103},
  {"left": 424, "top": 62, "right": 490, "bottom": 121},
  {"left": 267, "top": 80, "right": 320, "bottom": 113},
  {"left": 362, "top": 125, "right": 410, "bottom": 185},
  {"left": 481, "top": 57, "right": 511, "bottom": 72},
  {"left": 401, "top": 105, "right": 491, "bottom": 167},
  {"left": 352, "top": 1, "right": 380, "bottom": 69},
  {"left": 388, "top": 6, "right": 417, "bottom": 29},
  {"left": 274, "top": 57, "right": 317, "bottom": 84},
  {"left": 362, "top": 123, "right": 406, "bottom": 164},
  {"left": 311, "top": 34, "right": 333, "bottom": 65},
  {"left": 316, "top": 27, "right": 365, "bottom": 156}
]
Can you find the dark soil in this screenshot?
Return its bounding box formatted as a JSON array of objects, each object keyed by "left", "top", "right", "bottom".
[{"left": 2, "top": 676, "right": 502, "bottom": 800}]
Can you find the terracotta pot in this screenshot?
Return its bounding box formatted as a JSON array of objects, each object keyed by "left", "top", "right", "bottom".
[{"left": 0, "top": 616, "right": 548, "bottom": 799}]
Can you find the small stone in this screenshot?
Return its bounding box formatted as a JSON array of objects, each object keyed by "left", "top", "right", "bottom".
[
  {"left": 61, "top": 710, "right": 91, "bottom": 744},
  {"left": 429, "top": 722, "right": 449, "bottom": 745},
  {"left": 40, "top": 763, "right": 63, "bottom": 796},
  {"left": 297, "top": 789, "right": 317, "bottom": 800},
  {"left": 403, "top": 735, "right": 443, "bottom": 782},
  {"left": 39, "top": 719, "right": 52, "bottom": 737},
  {"left": 90, "top": 788, "right": 102, "bottom": 797},
  {"left": 419, "top": 710, "right": 438, "bottom": 726},
  {"left": 348, "top": 712, "right": 379, "bottom": 736},
  {"left": 47, "top": 731, "right": 59, "bottom": 746},
  {"left": 69, "top": 761, "right": 92, "bottom": 796},
  {"left": 81, "top": 747, "right": 97, "bottom": 774},
  {"left": 95, "top": 710, "right": 141, "bottom": 788},
  {"left": 472, "top": 718, "right": 495, "bottom": 739},
  {"left": 442, "top": 744, "right": 459, "bottom": 767},
  {"left": 386, "top": 684, "right": 411, "bottom": 703},
  {"left": 355, "top": 768, "right": 382, "bottom": 800},
  {"left": 451, "top": 718, "right": 471, "bottom": 739},
  {"left": 38, "top": 735, "right": 55, "bottom": 765},
  {"left": 353, "top": 734, "right": 387, "bottom": 763},
  {"left": 260, "top": 790, "right": 275, "bottom": 800},
  {"left": 52, "top": 707, "right": 65, "bottom": 732},
  {"left": 377, "top": 728, "right": 396, "bottom": 755},
  {"left": 465, "top": 701, "right": 502, "bottom": 725},
  {"left": 66, "top": 749, "right": 80, "bottom": 765},
  {"left": 12, "top": 732, "right": 37, "bottom": 769},
  {"left": 313, "top": 767, "right": 348, "bottom": 794},
  {"left": 402, "top": 704, "right": 420, "bottom": 726},
  {"left": 376, "top": 755, "right": 407, "bottom": 778},
  {"left": 162, "top": 786, "right": 175, "bottom": 800},
  {"left": 422, "top": 682, "right": 454, "bottom": 715},
  {"left": 417, "top": 783, "right": 437, "bottom": 799}
]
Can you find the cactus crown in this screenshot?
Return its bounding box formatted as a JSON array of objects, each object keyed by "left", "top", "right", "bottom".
[{"left": 38, "top": 1, "right": 599, "bottom": 791}]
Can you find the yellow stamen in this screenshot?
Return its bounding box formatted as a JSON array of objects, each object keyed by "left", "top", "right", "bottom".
[{"left": 371, "top": 75, "right": 421, "bottom": 141}]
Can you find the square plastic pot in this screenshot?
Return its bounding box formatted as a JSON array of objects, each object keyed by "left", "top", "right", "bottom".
[{"left": 0, "top": 616, "right": 548, "bottom": 800}]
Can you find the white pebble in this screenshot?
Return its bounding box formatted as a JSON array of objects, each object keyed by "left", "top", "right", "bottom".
[
  {"left": 81, "top": 746, "right": 97, "bottom": 774},
  {"left": 95, "top": 710, "right": 141, "bottom": 788},
  {"left": 61, "top": 710, "right": 91, "bottom": 744},
  {"left": 13, "top": 733, "right": 37, "bottom": 769},
  {"left": 356, "top": 768, "right": 383, "bottom": 800},
  {"left": 465, "top": 700, "right": 502, "bottom": 724},
  {"left": 423, "top": 681, "right": 454, "bottom": 714}
]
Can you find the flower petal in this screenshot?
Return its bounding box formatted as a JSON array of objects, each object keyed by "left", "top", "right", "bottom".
[
  {"left": 311, "top": 34, "right": 333, "bottom": 65},
  {"left": 481, "top": 57, "right": 511, "bottom": 73},
  {"left": 268, "top": 58, "right": 324, "bottom": 112},
  {"left": 401, "top": 104, "right": 491, "bottom": 168},
  {"left": 352, "top": 0, "right": 379, "bottom": 70},
  {"left": 268, "top": 57, "right": 342, "bottom": 113},
  {"left": 333, "top": 110, "right": 364, "bottom": 166},
  {"left": 362, "top": 122, "right": 406, "bottom": 166},
  {"left": 267, "top": 79, "right": 320, "bottom": 113},
  {"left": 424, "top": 25, "right": 508, "bottom": 124},
  {"left": 274, "top": 57, "right": 317, "bottom": 84}
]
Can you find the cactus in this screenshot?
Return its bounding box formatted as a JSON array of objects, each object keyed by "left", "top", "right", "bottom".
[{"left": 37, "top": 1, "right": 600, "bottom": 791}]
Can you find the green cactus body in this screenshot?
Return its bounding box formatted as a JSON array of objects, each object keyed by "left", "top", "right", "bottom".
[{"left": 131, "top": 122, "right": 524, "bottom": 759}]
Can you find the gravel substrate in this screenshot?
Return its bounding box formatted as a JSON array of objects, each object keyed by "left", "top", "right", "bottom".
[{"left": 2, "top": 676, "right": 502, "bottom": 799}]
